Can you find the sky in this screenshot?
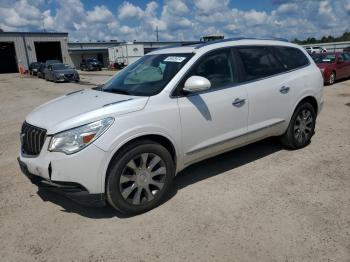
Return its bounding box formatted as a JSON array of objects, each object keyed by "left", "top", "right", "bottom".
[{"left": 0, "top": 0, "right": 349, "bottom": 42}]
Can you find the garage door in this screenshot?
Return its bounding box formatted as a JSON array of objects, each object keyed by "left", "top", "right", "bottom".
[
  {"left": 35, "top": 42, "right": 62, "bottom": 63},
  {"left": 0, "top": 42, "right": 18, "bottom": 73}
]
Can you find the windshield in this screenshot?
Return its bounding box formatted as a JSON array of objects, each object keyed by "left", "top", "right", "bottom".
[
  {"left": 102, "top": 53, "right": 193, "bottom": 96},
  {"left": 52, "top": 64, "right": 71, "bottom": 70},
  {"left": 312, "top": 54, "right": 336, "bottom": 63}
]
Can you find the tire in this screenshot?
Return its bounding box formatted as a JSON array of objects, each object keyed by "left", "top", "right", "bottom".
[
  {"left": 328, "top": 71, "right": 336, "bottom": 85},
  {"left": 106, "top": 140, "right": 175, "bottom": 215},
  {"left": 280, "top": 102, "right": 316, "bottom": 149}
]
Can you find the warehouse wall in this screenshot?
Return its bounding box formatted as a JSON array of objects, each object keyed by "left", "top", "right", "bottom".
[
  {"left": 0, "top": 35, "right": 27, "bottom": 69},
  {"left": 0, "top": 33, "right": 73, "bottom": 70}
]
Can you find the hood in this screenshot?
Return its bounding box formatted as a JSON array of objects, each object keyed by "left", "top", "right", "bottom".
[
  {"left": 26, "top": 89, "right": 149, "bottom": 134},
  {"left": 53, "top": 69, "right": 77, "bottom": 74}
]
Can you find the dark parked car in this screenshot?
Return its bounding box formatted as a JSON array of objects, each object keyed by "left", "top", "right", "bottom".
[
  {"left": 312, "top": 52, "right": 350, "bottom": 85},
  {"left": 344, "top": 46, "right": 350, "bottom": 53},
  {"left": 45, "top": 63, "right": 80, "bottom": 83},
  {"left": 29, "top": 62, "right": 42, "bottom": 76},
  {"left": 80, "top": 58, "right": 102, "bottom": 71},
  {"left": 37, "top": 60, "right": 61, "bottom": 79},
  {"left": 37, "top": 63, "right": 46, "bottom": 78}
]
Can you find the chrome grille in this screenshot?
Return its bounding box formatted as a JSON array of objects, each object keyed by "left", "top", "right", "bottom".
[{"left": 21, "top": 122, "right": 47, "bottom": 156}]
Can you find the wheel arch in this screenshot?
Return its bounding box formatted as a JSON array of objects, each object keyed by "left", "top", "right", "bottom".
[
  {"left": 103, "top": 133, "right": 179, "bottom": 191},
  {"left": 293, "top": 95, "right": 318, "bottom": 116}
]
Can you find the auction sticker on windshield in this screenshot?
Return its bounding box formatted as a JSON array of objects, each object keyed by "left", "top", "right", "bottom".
[{"left": 164, "top": 56, "right": 186, "bottom": 63}]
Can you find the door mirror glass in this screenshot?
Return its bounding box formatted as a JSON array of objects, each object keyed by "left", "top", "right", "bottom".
[{"left": 183, "top": 76, "right": 211, "bottom": 93}]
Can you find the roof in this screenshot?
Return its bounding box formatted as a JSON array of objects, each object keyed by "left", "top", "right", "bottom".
[
  {"left": 0, "top": 31, "right": 68, "bottom": 36},
  {"left": 148, "top": 38, "right": 296, "bottom": 55}
]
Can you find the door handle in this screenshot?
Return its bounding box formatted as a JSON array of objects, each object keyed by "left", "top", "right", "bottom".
[
  {"left": 232, "top": 98, "right": 246, "bottom": 107},
  {"left": 280, "top": 86, "right": 290, "bottom": 94}
]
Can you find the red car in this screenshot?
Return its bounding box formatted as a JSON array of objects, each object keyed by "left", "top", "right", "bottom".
[{"left": 312, "top": 52, "right": 350, "bottom": 85}]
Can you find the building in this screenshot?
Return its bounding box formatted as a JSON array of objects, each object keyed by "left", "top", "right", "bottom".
[
  {"left": 0, "top": 32, "right": 72, "bottom": 73},
  {"left": 68, "top": 40, "right": 200, "bottom": 69},
  {"left": 68, "top": 41, "right": 117, "bottom": 69},
  {"left": 0, "top": 31, "right": 201, "bottom": 73}
]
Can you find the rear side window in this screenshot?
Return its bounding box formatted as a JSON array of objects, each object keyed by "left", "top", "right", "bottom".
[
  {"left": 237, "top": 47, "right": 283, "bottom": 81},
  {"left": 341, "top": 53, "right": 350, "bottom": 61},
  {"left": 274, "top": 47, "right": 309, "bottom": 70}
]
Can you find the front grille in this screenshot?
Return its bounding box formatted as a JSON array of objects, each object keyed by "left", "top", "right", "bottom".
[
  {"left": 64, "top": 74, "right": 74, "bottom": 79},
  {"left": 21, "top": 122, "right": 47, "bottom": 156}
]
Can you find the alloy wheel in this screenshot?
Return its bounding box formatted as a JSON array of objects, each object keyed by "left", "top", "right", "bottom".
[
  {"left": 329, "top": 73, "right": 335, "bottom": 85},
  {"left": 293, "top": 109, "right": 314, "bottom": 144},
  {"left": 119, "top": 153, "right": 166, "bottom": 205}
]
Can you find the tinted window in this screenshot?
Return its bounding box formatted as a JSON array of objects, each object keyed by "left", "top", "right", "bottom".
[
  {"left": 341, "top": 53, "right": 350, "bottom": 61},
  {"left": 274, "top": 47, "right": 309, "bottom": 70},
  {"left": 187, "top": 49, "right": 236, "bottom": 90},
  {"left": 237, "top": 47, "right": 283, "bottom": 81}
]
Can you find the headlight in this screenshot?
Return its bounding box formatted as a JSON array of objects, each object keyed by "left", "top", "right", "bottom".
[{"left": 48, "top": 117, "right": 114, "bottom": 154}]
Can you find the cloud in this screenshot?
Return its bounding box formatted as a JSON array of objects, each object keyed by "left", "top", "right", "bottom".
[
  {"left": 86, "top": 5, "right": 114, "bottom": 23},
  {"left": 118, "top": 2, "right": 145, "bottom": 20},
  {"left": 275, "top": 3, "right": 298, "bottom": 14},
  {"left": 194, "top": 0, "right": 229, "bottom": 13},
  {"left": 0, "top": 0, "right": 349, "bottom": 42}
]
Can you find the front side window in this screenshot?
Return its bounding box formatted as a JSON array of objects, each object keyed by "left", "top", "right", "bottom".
[
  {"left": 274, "top": 47, "right": 309, "bottom": 71},
  {"left": 186, "top": 49, "right": 236, "bottom": 90},
  {"left": 102, "top": 53, "right": 193, "bottom": 96},
  {"left": 237, "top": 47, "right": 283, "bottom": 81}
]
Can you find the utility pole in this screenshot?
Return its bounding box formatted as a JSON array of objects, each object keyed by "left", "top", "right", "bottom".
[
  {"left": 41, "top": 15, "right": 46, "bottom": 32},
  {"left": 156, "top": 26, "right": 159, "bottom": 42}
]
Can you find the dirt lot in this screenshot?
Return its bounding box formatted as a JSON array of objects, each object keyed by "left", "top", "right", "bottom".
[{"left": 0, "top": 71, "right": 349, "bottom": 262}]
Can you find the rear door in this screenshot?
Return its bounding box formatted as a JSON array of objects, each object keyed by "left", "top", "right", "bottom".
[
  {"left": 339, "top": 53, "right": 350, "bottom": 78},
  {"left": 235, "top": 46, "right": 309, "bottom": 141},
  {"left": 177, "top": 48, "right": 248, "bottom": 165}
]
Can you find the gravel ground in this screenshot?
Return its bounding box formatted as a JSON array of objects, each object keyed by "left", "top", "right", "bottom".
[{"left": 0, "top": 72, "right": 349, "bottom": 262}]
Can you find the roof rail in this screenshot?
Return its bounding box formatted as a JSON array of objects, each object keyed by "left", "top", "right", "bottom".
[{"left": 194, "top": 37, "right": 289, "bottom": 49}]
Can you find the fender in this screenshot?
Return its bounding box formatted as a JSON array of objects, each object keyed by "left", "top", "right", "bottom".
[{"left": 97, "top": 129, "right": 183, "bottom": 194}]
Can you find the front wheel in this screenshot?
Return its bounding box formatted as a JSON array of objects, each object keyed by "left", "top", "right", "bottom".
[
  {"left": 328, "top": 72, "right": 336, "bottom": 85},
  {"left": 106, "top": 140, "right": 175, "bottom": 214},
  {"left": 280, "top": 102, "right": 316, "bottom": 149}
]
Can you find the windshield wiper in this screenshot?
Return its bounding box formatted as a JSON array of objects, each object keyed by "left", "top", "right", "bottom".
[
  {"left": 105, "top": 89, "right": 133, "bottom": 95},
  {"left": 92, "top": 85, "right": 103, "bottom": 91},
  {"left": 92, "top": 86, "right": 133, "bottom": 95}
]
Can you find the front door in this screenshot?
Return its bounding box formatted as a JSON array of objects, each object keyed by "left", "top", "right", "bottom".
[{"left": 177, "top": 48, "right": 248, "bottom": 165}]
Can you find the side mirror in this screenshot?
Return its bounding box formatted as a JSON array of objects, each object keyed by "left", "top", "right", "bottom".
[{"left": 183, "top": 76, "right": 211, "bottom": 93}]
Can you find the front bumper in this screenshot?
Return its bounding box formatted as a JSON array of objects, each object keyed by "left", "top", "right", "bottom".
[
  {"left": 18, "top": 157, "right": 105, "bottom": 207},
  {"left": 18, "top": 137, "right": 109, "bottom": 206}
]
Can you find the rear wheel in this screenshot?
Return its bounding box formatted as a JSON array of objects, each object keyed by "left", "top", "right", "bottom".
[
  {"left": 280, "top": 102, "right": 316, "bottom": 149},
  {"left": 106, "top": 140, "right": 175, "bottom": 214}
]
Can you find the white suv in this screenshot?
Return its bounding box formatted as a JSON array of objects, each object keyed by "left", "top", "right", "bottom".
[
  {"left": 18, "top": 38, "right": 324, "bottom": 214},
  {"left": 305, "top": 46, "right": 327, "bottom": 54}
]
